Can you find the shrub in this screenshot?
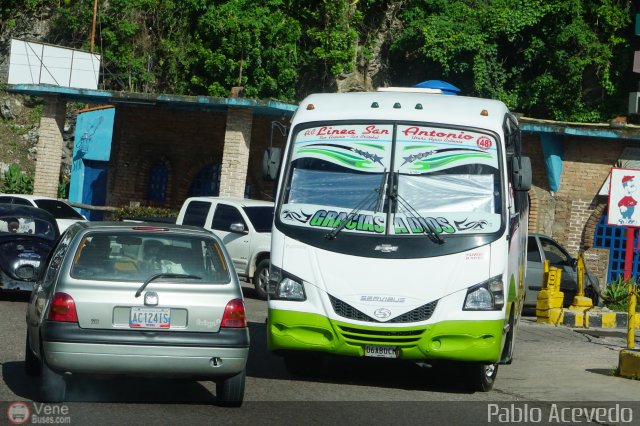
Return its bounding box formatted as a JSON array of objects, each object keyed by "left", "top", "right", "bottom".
[
  {"left": 108, "top": 206, "right": 177, "bottom": 224},
  {"left": 1, "top": 164, "right": 33, "bottom": 194},
  {"left": 603, "top": 277, "right": 639, "bottom": 312}
]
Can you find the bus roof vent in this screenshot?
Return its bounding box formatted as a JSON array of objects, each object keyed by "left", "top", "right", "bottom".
[
  {"left": 377, "top": 80, "right": 461, "bottom": 96},
  {"left": 414, "top": 80, "right": 460, "bottom": 95}
]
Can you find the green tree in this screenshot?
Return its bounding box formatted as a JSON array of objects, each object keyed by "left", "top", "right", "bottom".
[
  {"left": 392, "top": 0, "right": 633, "bottom": 121},
  {"left": 6, "top": 0, "right": 634, "bottom": 121}
]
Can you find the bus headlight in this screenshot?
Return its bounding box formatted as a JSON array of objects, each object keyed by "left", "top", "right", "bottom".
[
  {"left": 277, "top": 277, "right": 306, "bottom": 301},
  {"left": 268, "top": 265, "right": 306, "bottom": 301},
  {"left": 463, "top": 277, "right": 504, "bottom": 311}
]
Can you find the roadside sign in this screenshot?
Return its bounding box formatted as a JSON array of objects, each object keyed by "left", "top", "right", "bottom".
[{"left": 607, "top": 167, "right": 640, "bottom": 227}]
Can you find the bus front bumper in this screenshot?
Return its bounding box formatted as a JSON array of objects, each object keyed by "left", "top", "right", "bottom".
[{"left": 268, "top": 309, "right": 504, "bottom": 362}]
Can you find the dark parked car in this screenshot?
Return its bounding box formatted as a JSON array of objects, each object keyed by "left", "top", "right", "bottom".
[
  {"left": 525, "top": 233, "right": 600, "bottom": 309},
  {"left": 0, "top": 205, "right": 60, "bottom": 292}
]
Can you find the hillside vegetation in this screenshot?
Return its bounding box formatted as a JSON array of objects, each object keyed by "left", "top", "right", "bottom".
[{"left": 0, "top": 0, "right": 636, "bottom": 123}]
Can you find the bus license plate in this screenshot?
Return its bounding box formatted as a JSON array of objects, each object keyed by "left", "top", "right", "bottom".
[
  {"left": 365, "top": 345, "right": 398, "bottom": 358},
  {"left": 130, "top": 307, "right": 171, "bottom": 328}
]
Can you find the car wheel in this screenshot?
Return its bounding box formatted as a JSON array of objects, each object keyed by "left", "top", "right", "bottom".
[
  {"left": 24, "top": 333, "right": 41, "bottom": 377},
  {"left": 216, "top": 369, "right": 245, "bottom": 407},
  {"left": 584, "top": 280, "right": 600, "bottom": 306},
  {"left": 464, "top": 362, "right": 498, "bottom": 392},
  {"left": 252, "top": 259, "right": 270, "bottom": 300},
  {"left": 40, "top": 360, "right": 66, "bottom": 402}
]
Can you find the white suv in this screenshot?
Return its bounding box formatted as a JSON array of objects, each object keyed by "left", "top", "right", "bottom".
[{"left": 176, "top": 197, "right": 274, "bottom": 299}]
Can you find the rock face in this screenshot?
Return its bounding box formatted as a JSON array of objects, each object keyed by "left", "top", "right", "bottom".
[
  {"left": 0, "top": 97, "right": 24, "bottom": 120},
  {"left": 335, "top": 1, "right": 405, "bottom": 93},
  {"left": 0, "top": 7, "right": 53, "bottom": 83}
]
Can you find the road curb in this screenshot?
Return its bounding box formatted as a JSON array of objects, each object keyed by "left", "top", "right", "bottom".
[
  {"left": 619, "top": 349, "right": 640, "bottom": 379},
  {"left": 562, "top": 308, "right": 639, "bottom": 329}
]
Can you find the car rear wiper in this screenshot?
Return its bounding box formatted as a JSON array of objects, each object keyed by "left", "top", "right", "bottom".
[
  {"left": 135, "top": 273, "right": 202, "bottom": 298},
  {"left": 391, "top": 186, "right": 445, "bottom": 245},
  {"left": 325, "top": 172, "right": 387, "bottom": 240}
]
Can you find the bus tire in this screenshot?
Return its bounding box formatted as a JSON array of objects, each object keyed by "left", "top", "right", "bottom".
[
  {"left": 465, "top": 362, "right": 498, "bottom": 392},
  {"left": 500, "top": 310, "right": 515, "bottom": 364}
]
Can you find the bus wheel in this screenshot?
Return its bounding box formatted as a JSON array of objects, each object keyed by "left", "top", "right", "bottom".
[
  {"left": 500, "top": 310, "right": 515, "bottom": 364},
  {"left": 465, "top": 362, "right": 498, "bottom": 392}
]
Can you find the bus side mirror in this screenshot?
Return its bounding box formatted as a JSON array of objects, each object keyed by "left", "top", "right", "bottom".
[
  {"left": 512, "top": 156, "right": 532, "bottom": 191},
  {"left": 262, "top": 147, "right": 282, "bottom": 181}
]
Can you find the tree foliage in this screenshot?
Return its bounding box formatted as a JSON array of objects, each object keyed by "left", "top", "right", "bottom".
[
  {"left": 0, "top": 0, "right": 635, "bottom": 121},
  {"left": 393, "top": 0, "right": 634, "bottom": 121}
]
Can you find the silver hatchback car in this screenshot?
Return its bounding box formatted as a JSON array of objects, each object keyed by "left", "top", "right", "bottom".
[{"left": 24, "top": 222, "right": 249, "bottom": 406}]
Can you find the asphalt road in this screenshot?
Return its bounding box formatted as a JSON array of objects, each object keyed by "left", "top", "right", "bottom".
[{"left": 1, "top": 284, "right": 639, "bottom": 425}]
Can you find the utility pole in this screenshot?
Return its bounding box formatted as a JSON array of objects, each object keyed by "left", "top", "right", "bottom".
[{"left": 90, "top": 0, "right": 98, "bottom": 53}]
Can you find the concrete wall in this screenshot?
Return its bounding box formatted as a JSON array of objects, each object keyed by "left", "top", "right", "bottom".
[
  {"left": 522, "top": 133, "right": 627, "bottom": 287},
  {"left": 106, "top": 104, "right": 284, "bottom": 209}
]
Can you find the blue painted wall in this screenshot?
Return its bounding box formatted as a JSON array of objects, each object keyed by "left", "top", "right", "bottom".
[{"left": 69, "top": 107, "right": 115, "bottom": 220}]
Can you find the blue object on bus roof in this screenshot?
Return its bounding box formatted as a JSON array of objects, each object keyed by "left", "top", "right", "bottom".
[{"left": 414, "top": 80, "right": 461, "bottom": 95}]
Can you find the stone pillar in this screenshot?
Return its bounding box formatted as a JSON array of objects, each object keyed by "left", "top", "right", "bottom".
[
  {"left": 219, "top": 107, "right": 253, "bottom": 198},
  {"left": 33, "top": 96, "right": 66, "bottom": 197}
]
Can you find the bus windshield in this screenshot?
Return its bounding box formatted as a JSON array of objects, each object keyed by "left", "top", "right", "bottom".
[{"left": 280, "top": 123, "right": 502, "bottom": 237}]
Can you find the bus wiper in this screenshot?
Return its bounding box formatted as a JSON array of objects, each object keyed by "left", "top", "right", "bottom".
[
  {"left": 325, "top": 187, "right": 381, "bottom": 240},
  {"left": 135, "top": 273, "right": 202, "bottom": 297},
  {"left": 392, "top": 191, "right": 445, "bottom": 245},
  {"left": 374, "top": 169, "right": 388, "bottom": 213}
]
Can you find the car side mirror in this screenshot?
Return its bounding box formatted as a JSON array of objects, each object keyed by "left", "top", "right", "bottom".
[
  {"left": 230, "top": 222, "right": 247, "bottom": 234},
  {"left": 569, "top": 258, "right": 578, "bottom": 268}
]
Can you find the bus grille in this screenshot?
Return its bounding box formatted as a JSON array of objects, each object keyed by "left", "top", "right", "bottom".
[
  {"left": 328, "top": 295, "right": 438, "bottom": 323},
  {"left": 336, "top": 325, "right": 425, "bottom": 344}
]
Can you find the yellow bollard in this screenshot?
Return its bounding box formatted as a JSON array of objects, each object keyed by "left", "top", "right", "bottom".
[
  {"left": 537, "top": 260, "right": 565, "bottom": 324},
  {"left": 628, "top": 283, "right": 637, "bottom": 349},
  {"left": 569, "top": 252, "right": 593, "bottom": 310}
]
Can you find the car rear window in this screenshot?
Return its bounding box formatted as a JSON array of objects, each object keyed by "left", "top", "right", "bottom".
[
  {"left": 0, "top": 214, "right": 57, "bottom": 239},
  {"left": 34, "top": 199, "right": 84, "bottom": 219},
  {"left": 70, "top": 232, "right": 231, "bottom": 283},
  {"left": 243, "top": 206, "right": 274, "bottom": 233}
]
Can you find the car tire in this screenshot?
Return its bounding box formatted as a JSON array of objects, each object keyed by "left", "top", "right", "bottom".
[
  {"left": 216, "top": 369, "right": 245, "bottom": 407},
  {"left": 464, "top": 362, "right": 498, "bottom": 392},
  {"left": 40, "top": 360, "right": 66, "bottom": 402},
  {"left": 252, "top": 259, "right": 270, "bottom": 300},
  {"left": 584, "top": 285, "right": 600, "bottom": 306},
  {"left": 24, "top": 333, "right": 41, "bottom": 377}
]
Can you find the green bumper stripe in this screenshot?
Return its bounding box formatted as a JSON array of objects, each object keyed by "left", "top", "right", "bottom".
[{"left": 268, "top": 309, "right": 504, "bottom": 362}]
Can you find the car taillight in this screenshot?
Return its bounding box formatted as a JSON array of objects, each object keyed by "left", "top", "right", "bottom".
[
  {"left": 220, "top": 298, "right": 247, "bottom": 328},
  {"left": 48, "top": 292, "right": 78, "bottom": 323}
]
